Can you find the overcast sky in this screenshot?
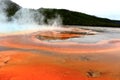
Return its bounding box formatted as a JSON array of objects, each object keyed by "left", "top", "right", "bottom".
[{"left": 11, "top": 0, "right": 120, "bottom": 20}]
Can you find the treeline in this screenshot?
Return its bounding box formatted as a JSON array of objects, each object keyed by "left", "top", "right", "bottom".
[
  {"left": 5, "top": 0, "right": 120, "bottom": 27},
  {"left": 0, "top": 0, "right": 21, "bottom": 17},
  {"left": 38, "top": 8, "right": 120, "bottom": 27}
]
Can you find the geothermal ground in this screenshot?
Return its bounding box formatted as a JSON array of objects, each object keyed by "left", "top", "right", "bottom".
[{"left": 0, "top": 26, "right": 120, "bottom": 80}]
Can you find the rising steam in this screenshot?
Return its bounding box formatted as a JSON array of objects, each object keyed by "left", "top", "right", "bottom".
[
  {"left": 12, "top": 8, "right": 45, "bottom": 25},
  {"left": 0, "top": 0, "right": 8, "bottom": 22},
  {"left": 0, "top": 0, "right": 62, "bottom": 34}
]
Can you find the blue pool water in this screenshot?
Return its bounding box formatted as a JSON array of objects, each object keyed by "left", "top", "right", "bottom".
[
  {"left": 0, "top": 23, "right": 41, "bottom": 33},
  {"left": 1, "top": 24, "right": 120, "bottom": 43}
]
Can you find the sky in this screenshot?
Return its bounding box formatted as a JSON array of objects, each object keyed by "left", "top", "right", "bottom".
[{"left": 11, "top": 0, "right": 120, "bottom": 20}]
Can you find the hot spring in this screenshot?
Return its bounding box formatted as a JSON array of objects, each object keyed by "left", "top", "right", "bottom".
[
  {"left": 0, "top": 1, "right": 120, "bottom": 44},
  {"left": 1, "top": 21, "right": 120, "bottom": 44},
  {"left": 0, "top": 23, "right": 61, "bottom": 34}
]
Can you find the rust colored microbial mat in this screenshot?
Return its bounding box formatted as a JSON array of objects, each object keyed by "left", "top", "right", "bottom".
[{"left": 0, "top": 26, "right": 120, "bottom": 80}]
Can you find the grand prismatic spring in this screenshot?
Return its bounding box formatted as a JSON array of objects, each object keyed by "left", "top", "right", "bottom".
[
  {"left": 1, "top": 0, "right": 120, "bottom": 80},
  {"left": 1, "top": 25, "right": 120, "bottom": 80}
]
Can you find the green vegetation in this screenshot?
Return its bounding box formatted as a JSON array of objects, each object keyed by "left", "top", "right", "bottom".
[
  {"left": 6, "top": 1, "right": 20, "bottom": 17},
  {"left": 5, "top": 0, "right": 120, "bottom": 27},
  {"left": 39, "top": 8, "right": 120, "bottom": 27},
  {"left": 2, "top": 0, "right": 21, "bottom": 17}
]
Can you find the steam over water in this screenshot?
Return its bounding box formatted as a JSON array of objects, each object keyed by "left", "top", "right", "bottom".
[
  {"left": 0, "top": 0, "right": 120, "bottom": 43},
  {"left": 60, "top": 26, "right": 120, "bottom": 43},
  {"left": 0, "top": 0, "right": 62, "bottom": 34}
]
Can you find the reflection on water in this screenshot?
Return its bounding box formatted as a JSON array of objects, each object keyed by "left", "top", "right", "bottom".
[
  {"left": 0, "top": 23, "right": 41, "bottom": 33},
  {"left": 1, "top": 25, "right": 120, "bottom": 43},
  {"left": 0, "top": 26, "right": 120, "bottom": 80},
  {"left": 48, "top": 26, "right": 120, "bottom": 43},
  {"left": 0, "top": 23, "right": 60, "bottom": 34}
]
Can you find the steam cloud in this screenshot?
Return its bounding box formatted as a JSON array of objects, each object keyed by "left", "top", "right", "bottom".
[
  {"left": 0, "top": 0, "right": 62, "bottom": 34},
  {"left": 12, "top": 8, "right": 45, "bottom": 25},
  {"left": 0, "top": 0, "right": 8, "bottom": 22}
]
